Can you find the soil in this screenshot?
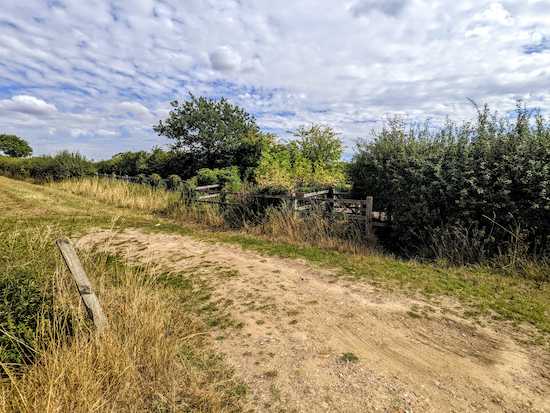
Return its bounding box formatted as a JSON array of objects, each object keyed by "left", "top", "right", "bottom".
[{"left": 78, "top": 228, "right": 550, "bottom": 413}]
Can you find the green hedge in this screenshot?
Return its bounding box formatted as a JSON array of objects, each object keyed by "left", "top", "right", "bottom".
[
  {"left": 348, "top": 103, "right": 550, "bottom": 257},
  {"left": 0, "top": 150, "right": 96, "bottom": 181}
]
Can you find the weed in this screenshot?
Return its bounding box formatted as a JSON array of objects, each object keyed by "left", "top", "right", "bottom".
[
  {"left": 269, "top": 383, "right": 281, "bottom": 400},
  {"left": 341, "top": 352, "right": 359, "bottom": 363}
]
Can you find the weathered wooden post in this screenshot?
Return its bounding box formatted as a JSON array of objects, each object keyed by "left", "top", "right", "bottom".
[
  {"left": 292, "top": 193, "right": 298, "bottom": 218},
  {"left": 56, "top": 237, "right": 108, "bottom": 331},
  {"left": 364, "top": 196, "right": 373, "bottom": 234},
  {"left": 327, "top": 187, "right": 334, "bottom": 214}
]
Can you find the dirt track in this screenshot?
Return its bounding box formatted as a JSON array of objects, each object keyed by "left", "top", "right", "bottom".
[{"left": 79, "top": 228, "right": 550, "bottom": 413}]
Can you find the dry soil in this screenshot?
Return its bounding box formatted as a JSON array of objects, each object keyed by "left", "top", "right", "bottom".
[{"left": 79, "top": 228, "right": 550, "bottom": 413}]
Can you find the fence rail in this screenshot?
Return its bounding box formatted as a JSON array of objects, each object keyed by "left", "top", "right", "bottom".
[{"left": 96, "top": 173, "right": 388, "bottom": 232}]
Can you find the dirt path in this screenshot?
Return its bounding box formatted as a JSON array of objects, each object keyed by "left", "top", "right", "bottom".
[{"left": 79, "top": 228, "right": 550, "bottom": 413}]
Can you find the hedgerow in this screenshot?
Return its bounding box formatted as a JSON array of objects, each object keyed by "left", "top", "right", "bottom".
[
  {"left": 348, "top": 102, "right": 550, "bottom": 259},
  {"left": 0, "top": 151, "right": 95, "bottom": 182}
]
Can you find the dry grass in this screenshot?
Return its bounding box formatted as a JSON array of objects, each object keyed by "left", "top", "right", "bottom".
[
  {"left": 55, "top": 177, "right": 378, "bottom": 256},
  {"left": 54, "top": 177, "right": 173, "bottom": 213},
  {"left": 0, "top": 227, "right": 245, "bottom": 413}
]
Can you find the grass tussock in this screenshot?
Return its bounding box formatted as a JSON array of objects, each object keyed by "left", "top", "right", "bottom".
[{"left": 0, "top": 225, "right": 245, "bottom": 413}]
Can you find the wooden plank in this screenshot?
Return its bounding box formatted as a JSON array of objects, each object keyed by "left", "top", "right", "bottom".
[
  {"left": 302, "top": 197, "right": 370, "bottom": 205},
  {"left": 302, "top": 190, "right": 329, "bottom": 198},
  {"left": 195, "top": 184, "right": 220, "bottom": 190},
  {"left": 295, "top": 205, "right": 311, "bottom": 211},
  {"left": 326, "top": 187, "right": 334, "bottom": 213},
  {"left": 56, "top": 237, "right": 108, "bottom": 331},
  {"left": 198, "top": 193, "right": 219, "bottom": 199}
]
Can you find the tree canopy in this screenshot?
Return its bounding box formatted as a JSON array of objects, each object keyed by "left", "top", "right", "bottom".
[
  {"left": 0, "top": 134, "right": 33, "bottom": 158},
  {"left": 286, "top": 124, "right": 344, "bottom": 170},
  {"left": 153, "top": 93, "right": 262, "bottom": 171}
]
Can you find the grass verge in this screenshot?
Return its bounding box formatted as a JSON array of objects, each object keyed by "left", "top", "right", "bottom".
[{"left": 0, "top": 183, "right": 247, "bottom": 412}]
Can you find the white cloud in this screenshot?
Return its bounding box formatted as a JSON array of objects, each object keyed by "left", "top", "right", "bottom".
[
  {"left": 209, "top": 46, "right": 243, "bottom": 72},
  {"left": 0, "top": 0, "right": 549, "bottom": 160},
  {"left": 96, "top": 129, "right": 118, "bottom": 136},
  {"left": 0, "top": 95, "right": 57, "bottom": 117},
  {"left": 118, "top": 101, "right": 153, "bottom": 119}
]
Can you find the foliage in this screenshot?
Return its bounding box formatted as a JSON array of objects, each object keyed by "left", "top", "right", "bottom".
[
  {"left": 287, "top": 124, "right": 344, "bottom": 170},
  {"left": 196, "top": 166, "right": 242, "bottom": 192},
  {"left": 154, "top": 93, "right": 263, "bottom": 171},
  {"left": 254, "top": 126, "right": 346, "bottom": 193},
  {"left": 348, "top": 102, "right": 550, "bottom": 258},
  {"left": 149, "top": 173, "right": 166, "bottom": 190},
  {"left": 0, "top": 222, "right": 58, "bottom": 367},
  {"left": 95, "top": 148, "right": 198, "bottom": 179},
  {"left": 0, "top": 151, "right": 95, "bottom": 182},
  {"left": 166, "top": 174, "right": 183, "bottom": 191},
  {"left": 0, "top": 134, "right": 33, "bottom": 158},
  {"left": 137, "top": 173, "right": 148, "bottom": 185}
]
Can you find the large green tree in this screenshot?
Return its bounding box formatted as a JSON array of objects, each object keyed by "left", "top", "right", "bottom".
[
  {"left": 0, "top": 134, "right": 33, "bottom": 158},
  {"left": 153, "top": 93, "right": 262, "bottom": 171}
]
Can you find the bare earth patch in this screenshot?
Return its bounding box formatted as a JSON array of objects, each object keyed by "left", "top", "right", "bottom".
[{"left": 79, "top": 228, "right": 550, "bottom": 413}]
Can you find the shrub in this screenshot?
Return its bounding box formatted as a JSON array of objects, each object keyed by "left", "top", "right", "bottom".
[
  {"left": 166, "top": 174, "right": 183, "bottom": 191},
  {"left": 149, "top": 173, "right": 166, "bottom": 190},
  {"left": 137, "top": 173, "right": 148, "bottom": 185},
  {"left": 348, "top": 102, "right": 550, "bottom": 259},
  {"left": 196, "top": 167, "right": 242, "bottom": 192}
]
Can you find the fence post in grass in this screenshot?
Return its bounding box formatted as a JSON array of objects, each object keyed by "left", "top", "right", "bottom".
[
  {"left": 56, "top": 237, "right": 108, "bottom": 331},
  {"left": 327, "top": 187, "right": 334, "bottom": 214},
  {"left": 364, "top": 196, "right": 373, "bottom": 234},
  {"left": 292, "top": 193, "right": 298, "bottom": 218}
]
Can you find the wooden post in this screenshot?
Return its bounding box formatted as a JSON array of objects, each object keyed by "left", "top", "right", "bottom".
[
  {"left": 56, "top": 237, "right": 108, "bottom": 331},
  {"left": 364, "top": 196, "right": 373, "bottom": 234},
  {"left": 292, "top": 193, "right": 298, "bottom": 218},
  {"left": 327, "top": 187, "right": 334, "bottom": 214}
]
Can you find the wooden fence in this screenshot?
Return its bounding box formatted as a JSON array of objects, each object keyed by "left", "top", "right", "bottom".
[{"left": 96, "top": 173, "right": 388, "bottom": 232}]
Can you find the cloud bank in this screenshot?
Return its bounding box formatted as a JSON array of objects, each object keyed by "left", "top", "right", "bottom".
[{"left": 1, "top": 0, "right": 549, "bottom": 160}]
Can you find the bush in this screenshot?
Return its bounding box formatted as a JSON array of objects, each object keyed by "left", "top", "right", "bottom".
[
  {"left": 0, "top": 268, "right": 54, "bottom": 366},
  {"left": 0, "top": 222, "right": 61, "bottom": 368},
  {"left": 166, "top": 174, "right": 183, "bottom": 191},
  {"left": 348, "top": 102, "right": 550, "bottom": 259},
  {"left": 149, "top": 173, "right": 166, "bottom": 190},
  {"left": 196, "top": 167, "right": 242, "bottom": 192},
  {"left": 137, "top": 173, "right": 148, "bottom": 185}
]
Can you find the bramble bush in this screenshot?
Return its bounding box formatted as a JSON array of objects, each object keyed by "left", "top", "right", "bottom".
[{"left": 348, "top": 102, "right": 550, "bottom": 261}]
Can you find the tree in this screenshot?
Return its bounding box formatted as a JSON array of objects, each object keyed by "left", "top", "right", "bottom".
[
  {"left": 254, "top": 125, "right": 346, "bottom": 192},
  {"left": 153, "top": 93, "right": 261, "bottom": 171},
  {"left": 286, "top": 125, "right": 344, "bottom": 171},
  {"left": 0, "top": 134, "right": 33, "bottom": 158}
]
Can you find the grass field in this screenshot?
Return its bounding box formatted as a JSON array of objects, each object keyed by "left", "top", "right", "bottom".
[{"left": 1, "top": 175, "right": 549, "bottom": 412}]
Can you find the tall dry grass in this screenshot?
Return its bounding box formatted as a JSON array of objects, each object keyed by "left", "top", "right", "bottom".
[
  {"left": 0, "top": 227, "right": 245, "bottom": 413},
  {"left": 54, "top": 176, "right": 172, "bottom": 213},
  {"left": 54, "top": 177, "right": 379, "bottom": 257}
]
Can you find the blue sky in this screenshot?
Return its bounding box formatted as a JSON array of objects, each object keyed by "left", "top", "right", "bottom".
[{"left": 1, "top": 0, "right": 550, "bottom": 160}]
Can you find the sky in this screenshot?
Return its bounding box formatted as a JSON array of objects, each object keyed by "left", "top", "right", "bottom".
[{"left": 1, "top": 0, "right": 550, "bottom": 161}]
